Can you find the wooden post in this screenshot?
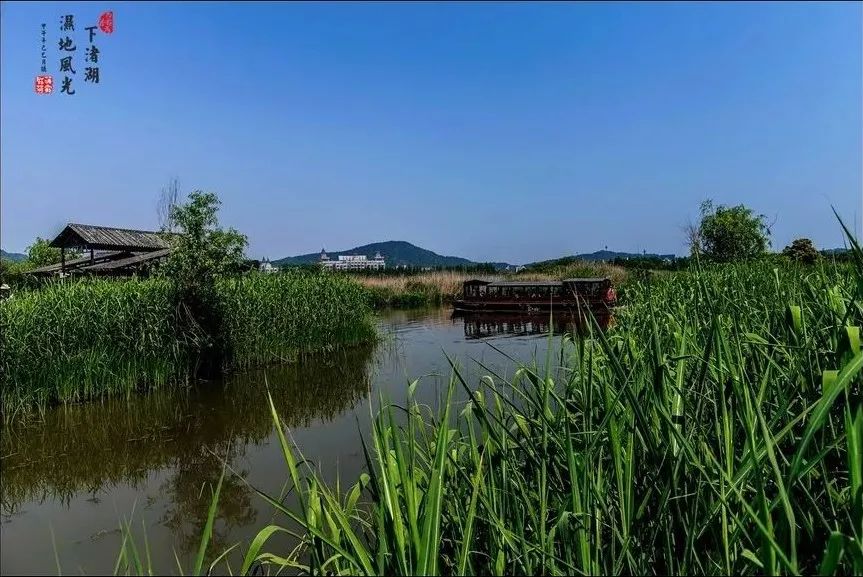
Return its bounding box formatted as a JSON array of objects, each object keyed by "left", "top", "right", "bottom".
[
  {"left": 90, "top": 248, "right": 94, "bottom": 264},
  {"left": 61, "top": 247, "right": 65, "bottom": 274}
]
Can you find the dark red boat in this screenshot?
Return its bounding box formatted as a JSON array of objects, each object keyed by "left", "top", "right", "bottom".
[{"left": 453, "top": 278, "right": 617, "bottom": 313}]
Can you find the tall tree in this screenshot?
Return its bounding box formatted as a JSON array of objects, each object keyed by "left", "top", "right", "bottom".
[
  {"left": 691, "top": 200, "right": 771, "bottom": 263},
  {"left": 161, "top": 191, "right": 248, "bottom": 375},
  {"left": 162, "top": 191, "right": 248, "bottom": 285}
]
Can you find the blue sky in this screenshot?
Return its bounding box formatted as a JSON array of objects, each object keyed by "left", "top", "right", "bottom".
[{"left": 1, "top": 2, "right": 860, "bottom": 263}]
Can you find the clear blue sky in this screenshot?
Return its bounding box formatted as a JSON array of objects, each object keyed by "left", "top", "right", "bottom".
[{"left": 2, "top": 2, "right": 861, "bottom": 263}]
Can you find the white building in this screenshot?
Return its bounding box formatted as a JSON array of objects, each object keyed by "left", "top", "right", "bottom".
[
  {"left": 259, "top": 258, "right": 278, "bottom": 274},
  {"left": 320, "top": 249, "right": 385, "bottom": 271}
]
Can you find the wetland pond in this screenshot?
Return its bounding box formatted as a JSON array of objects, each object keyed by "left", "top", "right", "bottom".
[{"left": 1, "top": 307, "right": 602, "bottom": 575}]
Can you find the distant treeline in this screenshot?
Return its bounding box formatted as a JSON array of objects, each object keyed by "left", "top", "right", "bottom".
[
  {"left": 525, "top": 249, "right": 855, "bottom": 274},
  {"left": 282, "top": 262, "right": 503, "bottom": 276},
  {"left": 610, "top": 256, "right": 690, "bottom": 271},
  {"left": 524, "top": 255, "right": 689, "bottom": 274}
]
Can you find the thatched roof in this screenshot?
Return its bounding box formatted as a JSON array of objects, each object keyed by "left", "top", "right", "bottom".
[{"left": 49, "top": 223, "right": 174, "bottom": 252}]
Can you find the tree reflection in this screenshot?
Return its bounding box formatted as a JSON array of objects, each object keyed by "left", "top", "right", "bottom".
[{"left": 0, "top": 340, "right": 376, "bottom": 541}]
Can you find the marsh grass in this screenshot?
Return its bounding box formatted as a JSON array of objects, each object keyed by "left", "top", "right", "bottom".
[
  {"left": 356, "top": 269, "right": 609, "bottom": 308},
  {"left": 147, "top": 233, "right": 863, "bottom": 575},
  {"left": 218, "top": 271, "right": 376, "bottom": 370},
  {"left": 520, "top": 259, "right": 628, "bottom": 285},
  {"left": 0, "top": 272, "right": 375, "bottom": 417},
  {"left": 0, "top": 278, "right": 190, "bottom": 417},
  {"left": 357, "top": 271, "right": 488, "bottom": 307}
]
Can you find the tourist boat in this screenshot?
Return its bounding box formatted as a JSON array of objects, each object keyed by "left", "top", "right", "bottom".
[{"left": 453, "top": 278, "right": 617, "bottom": 312}]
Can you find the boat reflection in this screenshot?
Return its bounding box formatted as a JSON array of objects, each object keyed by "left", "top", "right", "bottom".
[{"left": 454, "top": 310, "right": 612, "bottom": 340}]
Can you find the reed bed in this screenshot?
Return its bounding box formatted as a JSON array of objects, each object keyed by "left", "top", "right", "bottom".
[
  {"left": 0, "top": 272, "right": 376, "bottom": 416},
  {"left": 520, "top": 259, "right": 628, "bottom": 285},
  {"left": 359, "top": 270, "right": 473, "bottom": 294},
  {"left": 171, "top": 245, "right": 863, "bottom": 575},
  {"left": 0, "top": 278, "right": 189, "bottom": 416},
  {"left": 356, "top": 269, "right": 604, "bottom": 307},
  {"left": 217, "top": 271, "right": 375, "bottom": 370}
]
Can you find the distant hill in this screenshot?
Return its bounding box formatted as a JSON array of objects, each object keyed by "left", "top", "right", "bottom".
[
  {"left": 1, "top": 250, "right": 26, "bottom": 262},
  {"left": 274, "top": 241, "right": 511, "bottom": 269},
  {"left": 527, "top": 250, "right": 677, "bottom": 268}
]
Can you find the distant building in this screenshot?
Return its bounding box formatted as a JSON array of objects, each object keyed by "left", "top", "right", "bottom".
[
  {"left": 259, "top": 258, "right": 278, "bottom": 274},
  {"left": 320, "top": 249, "right": 385, "bottom": 271}
]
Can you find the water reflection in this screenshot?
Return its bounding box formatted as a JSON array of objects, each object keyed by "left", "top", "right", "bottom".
[
  {"left": 1, "top": 342, "right": 376, "bottom": 554},
  {"left": 455, "top": 310, "right": 612, "bottom": 340},
  {"left": 1, "top": 308, "right": 591, "bottom": 575}
]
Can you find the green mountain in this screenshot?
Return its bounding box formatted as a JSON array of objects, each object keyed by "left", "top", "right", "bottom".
[
  {"left": 273, "top": 241, "right": 510, "bottom": 269},
  {"left": 1, "top": 250, "right": 26, "bottom": 262}
]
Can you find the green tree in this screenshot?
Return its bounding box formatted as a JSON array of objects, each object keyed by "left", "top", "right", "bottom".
[
  {"left": 25, "top": 237, "right": 62, "bottom": 267},
  {"left": 161, "top": 191, "right": 248, "bottom": 375},
  {"left": 162, "top": 191, "right": 248, "bottom": 286},
  {"left": 782, "top": 238, "right": 819, "bottom": 264},
  {"left": 692, "top": 200, "right": 770, "bottom": 263}
]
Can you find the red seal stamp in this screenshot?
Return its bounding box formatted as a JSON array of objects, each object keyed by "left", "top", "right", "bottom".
[
  {"left": 35, "top": 75, "right": 54, "bottom": 94},
  {"left": 99, "top": 11, "right": 114, "bottom": 34}
]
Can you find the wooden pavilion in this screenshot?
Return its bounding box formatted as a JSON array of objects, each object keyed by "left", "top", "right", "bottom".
[{"left": 29, "top": 223, "right": 175, "bottom": 277}]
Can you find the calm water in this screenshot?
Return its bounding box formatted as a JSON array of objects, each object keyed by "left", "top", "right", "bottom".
[{"left": 1, "top": 307, "right": 594, "bottom": 575}]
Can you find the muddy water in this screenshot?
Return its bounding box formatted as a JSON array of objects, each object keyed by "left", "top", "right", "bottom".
[{"left": 0, "top": 308, "right": 595, "bottom": 575}]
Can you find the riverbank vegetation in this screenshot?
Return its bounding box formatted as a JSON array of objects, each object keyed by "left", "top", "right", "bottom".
[
  {"left": 358, "top": 270, "right": 474, "bottom": 307},
  {"left": 0, "top": 271, "right": 374, "bottom": 418},
  {"left": 1, "top": 277, "right": 189, "bottom": 415},
  {"left": 159, "top": 227, "right": 863, "bottom": 575},
  {"left": 356, "top": 262, "right": 627, "bottom": 308},
  {"left": 218, "top": 272, "right": 375, "bottom": 370},
  {"left": 0, "top": 191, "right": 377, "bottom": 418}
]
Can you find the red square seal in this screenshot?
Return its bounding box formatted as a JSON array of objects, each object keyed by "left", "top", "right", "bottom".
[{"left": 35, "top": 75, "right": 53, "bottom": 94}]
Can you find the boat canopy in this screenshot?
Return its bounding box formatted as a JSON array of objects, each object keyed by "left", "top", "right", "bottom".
[{"left": 486, "top": 281, "right": 561, "bottom": 287}]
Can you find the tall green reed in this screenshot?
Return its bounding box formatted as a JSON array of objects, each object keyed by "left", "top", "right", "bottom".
[
  {"left": 0, "top": 277, "right": 189, "bottom": 416},
  {"left": 221, "top": 248, "right": 862, "bottom": 575},
  {"left": 218, "top": 271, "right": 376, "bottom": 370},
  {"left": 1, "top": 271, "right": 376, "bottom": 417}
]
